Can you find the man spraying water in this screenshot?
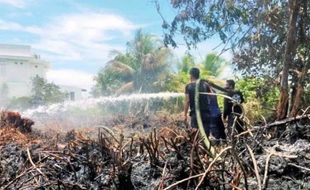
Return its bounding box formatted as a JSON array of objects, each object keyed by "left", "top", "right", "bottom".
[
  {"left": 184, "top": 68, "right": 210, "bottom": 132},
  {"left": 184, "top": 68, "right": 225, "bottom": 140}
]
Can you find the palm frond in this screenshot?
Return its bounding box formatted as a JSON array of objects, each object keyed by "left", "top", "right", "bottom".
[{"left": 110, "top": 60, "right": 135, "bottom": 77}]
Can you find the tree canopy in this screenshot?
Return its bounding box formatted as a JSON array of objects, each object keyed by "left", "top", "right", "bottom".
[
  {"left": 31, "top": 76, "right": 66, "bottom": 106},
  {"left": 157, "top": 0, "right": 310, "bottom": 119},
  {"left": 93, "top": 30, "right": 172, "bottom": 96}
]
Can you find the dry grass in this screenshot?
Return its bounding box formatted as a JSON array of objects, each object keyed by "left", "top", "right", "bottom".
[{"left": 0, "top": 127, "right": 36, "bottom": 146}]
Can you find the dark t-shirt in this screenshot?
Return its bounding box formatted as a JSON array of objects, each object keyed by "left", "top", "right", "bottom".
[
  {"left": 185, "top": 81, "right": 211, "bottom": 116},
  {"left": 223, "top": 90, "right": 244, "bottom": 119}
]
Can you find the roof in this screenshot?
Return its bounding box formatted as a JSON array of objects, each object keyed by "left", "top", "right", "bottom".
[
  {"left": 0, "top": 44, "right": 50, "bottom": 67},
  {"left": 0, "top": 44, "right": 32, "bottom": 58}
]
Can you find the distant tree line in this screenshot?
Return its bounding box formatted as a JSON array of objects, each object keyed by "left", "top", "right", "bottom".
[
  {"left": 92, "top": 30, "right": 228, "bottom": 96},
  {"left": 92, "top": 29, "right": 294, "bottom": 122}
]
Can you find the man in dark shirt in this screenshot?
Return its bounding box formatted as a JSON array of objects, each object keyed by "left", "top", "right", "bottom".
[
  {"left": 184, "top": 68, "right": 211, "bottom": 135},
  {"left": 207, "top": 87, "right": 226, "bottom": 139},
  {"left": 223, "top": 80, "right": 245, "bottom": 133}
]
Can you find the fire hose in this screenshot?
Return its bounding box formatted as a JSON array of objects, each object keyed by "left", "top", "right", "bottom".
[{"left": 194, "top": 79, "right": 245, "bottom": 158}]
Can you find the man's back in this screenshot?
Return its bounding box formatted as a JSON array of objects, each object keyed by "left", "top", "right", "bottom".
[
  {"left": 185, "top": 81, "right": 211, "bottom": 116},
  {"left": 207, "top": 89, "right": 221, "bottom": 117}
]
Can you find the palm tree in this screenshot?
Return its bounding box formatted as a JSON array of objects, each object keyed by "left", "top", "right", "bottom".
[
  {"left": 163, "top": 53, "right": 228, "bottom": 92},
  {"left": 165, "top": 54, "right": 195, "bottom": 92},
  {"left": 94, "top": 30, "right": 172, "bottom": 95}
]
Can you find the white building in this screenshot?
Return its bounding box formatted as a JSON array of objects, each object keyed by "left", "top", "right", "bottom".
[
  {"left": 59, "top": 85, "right": 87, "bottom": 101},
  {"left": 0, "top": 44, "right": 49, "bottom": 99}
]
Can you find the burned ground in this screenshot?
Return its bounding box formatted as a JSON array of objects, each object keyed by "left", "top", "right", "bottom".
[{"left": 0, "top": 111, "right": 309, "bottom": 190}]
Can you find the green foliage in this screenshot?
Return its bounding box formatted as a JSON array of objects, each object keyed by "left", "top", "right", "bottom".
[
  {"left": 236, "top": 77, "right": 279, "bottom": 121},
  {"left": 2, "top": 77, "right": 65, "bottom": 110},
  {"left": 179, "top": 54, "right": 195, "bottom": 73},
  {"left": 164, "top": 53, "right": 228, "bottom": 93},
  {"left": 217, "top": 96, "right": 224, "bottom": 110},
  {"left": 31, "top": 76, "right": 66, "bottom": 106},
  {"left": 6, "top": 77, "right": 66, "bottom": 110},
  {"left": 159, "top": 0, "right": 293, "bottom": 77},
  {"left": 237, "top": 77, "right": 279, "bottom": 109},
  {"left": 160, "top": 0, "right": 310, "bottom": 118},
  {"left": 160, "top": 53, "right": 229, "bottom": 116},
  {"left": 162, "top": 54, "right": 194, "bottom": 92},
  {"left": 202, "top": 53, "right": 227, "bottom": 77},
  {"left": 92, "top": 65, "right": 128, "bottom": 96},
  {"left": 93, "top": 30, "right": 172, "bottom": 96}
]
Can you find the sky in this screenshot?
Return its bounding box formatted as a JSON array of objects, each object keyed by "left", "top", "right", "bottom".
[{"left": 0, "top": 0, "right": 232, "bottom": 90}]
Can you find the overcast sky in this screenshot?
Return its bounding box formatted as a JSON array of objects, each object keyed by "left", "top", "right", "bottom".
[{"left": 0, "top": 0, "right": 232, "bottom": 90}]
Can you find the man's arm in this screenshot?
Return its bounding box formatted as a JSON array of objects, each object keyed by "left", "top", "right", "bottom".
[
  {"left": 184, "top": 94, "right": 190, "bottom": 122},
  {"left": 203, "top": 79, "right": 228, "bottom": 93}
]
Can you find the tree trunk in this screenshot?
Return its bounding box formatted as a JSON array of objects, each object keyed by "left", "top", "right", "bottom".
[
  {"left": 290, "top": 0, "right": 309, "bottom": 117},
  {"left": 276, "top": 0, "right": 300, "bottom": 120},
  {"left": 290, "top": 60, "right": 310, "bottom": 116},
  {"left": 277, "top": 88, "right": 290, "bottom": 119},
  {"left": 290, "top": 84, "right": 304, "bottom": 116}
]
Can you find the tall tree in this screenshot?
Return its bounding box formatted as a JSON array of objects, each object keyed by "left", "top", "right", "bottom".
[
  {"left": 163, "top": 54, "right": 195, "bottom": 92},
  {"left": 289, "top": 0, "right": 310, "bottom": 116},
  {"left": 164, "top": 53, "right": 228, "bottom": 92},
  {"left": 277, "top": 0, "right": 300, "bottom": 119},
  {"left": 93, "top": 30, "right": 172, "bottom": 96},
  {"left": 31, "top": 76, "right": 66, "bottom": 105},
  {"left": 157, "top": 0, "right": 310, "bottom": 119}
]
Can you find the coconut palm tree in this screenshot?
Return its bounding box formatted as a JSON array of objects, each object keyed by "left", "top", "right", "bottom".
[
  {"left": 163, "top": 53, "right": 228, "bottom": 92},
  {"left": 93, "top": 30, "right": 172, "bottom": 96},
  {"left": 163, "top": 54, "right": 195, "bottom": 92}
]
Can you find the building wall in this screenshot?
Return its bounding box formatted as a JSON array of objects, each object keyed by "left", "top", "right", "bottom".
[
  {"left": 59, "top": 85, "right": 84, "bottom": 101},
  {"left": 0, "top": 44, "right": 49, "bottom": 99},
  {"left": 0, "top": 44, "right": 85, "bottom": 102}
]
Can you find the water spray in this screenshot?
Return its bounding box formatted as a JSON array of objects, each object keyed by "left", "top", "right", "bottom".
[{"left": 22, "top": 92, "right": 183, "bottom": 117}]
